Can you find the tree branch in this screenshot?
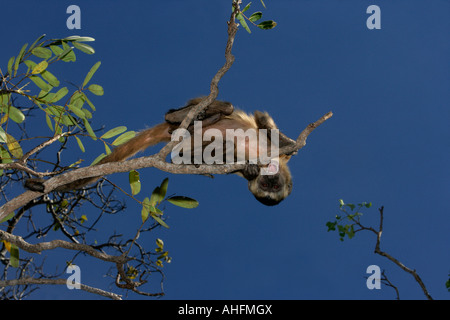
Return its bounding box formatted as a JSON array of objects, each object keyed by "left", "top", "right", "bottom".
[
  {"left": 0, "top": 277, "right": 122, "bottom": 300},
  {"left": 156, "top": 0, "right": 239, "bottom": 160},
  {"left": 373, "top": 206, "right": 433, "bottom": 300},
  {"left": 0, "top": 108, "right": 333, "bottom": 222},
  {"left": 0, "top": 229, "right": 127, "bottom": 264}
]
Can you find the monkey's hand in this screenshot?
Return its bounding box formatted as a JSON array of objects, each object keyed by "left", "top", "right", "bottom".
[{"left": 242, "top": 163, "right": 260, "bottom": 181}]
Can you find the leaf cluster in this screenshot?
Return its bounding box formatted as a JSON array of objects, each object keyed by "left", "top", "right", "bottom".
[
  {"left": 139, "top": 177, "right": 199, "bottom": 229},
  {"left": 235, "top": 1, "right": 277, "bottom": 34},
  {"left": 326, "top": 199, "right": 372, "bottom": 241},
  {"left": 0, "top": 35, "right": 103, "bottom": 165}
]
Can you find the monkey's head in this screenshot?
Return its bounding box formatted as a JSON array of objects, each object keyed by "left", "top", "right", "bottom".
[{"left": 248, "top": 156, "right": 293, "bottom": 206}]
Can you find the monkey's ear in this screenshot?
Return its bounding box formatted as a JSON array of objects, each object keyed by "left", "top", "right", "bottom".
[{"left": 254, "top": 111, "right": 278, "bottom": 130}]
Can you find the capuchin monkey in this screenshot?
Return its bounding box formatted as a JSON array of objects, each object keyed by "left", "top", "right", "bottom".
[{"left": 25, "top": 98, "right": 296, "bottom": 206}]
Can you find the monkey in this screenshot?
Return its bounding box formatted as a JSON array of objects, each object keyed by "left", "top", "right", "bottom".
[{"left": 25, "top": 97, "right": 296, "bottom": 206}]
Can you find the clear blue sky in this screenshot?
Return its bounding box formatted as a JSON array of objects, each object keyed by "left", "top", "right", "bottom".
[{"left": 1, "top": 0, "right": 449, "bottom": 300}]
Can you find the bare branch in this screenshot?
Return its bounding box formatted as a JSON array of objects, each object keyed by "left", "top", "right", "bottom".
[
  {"left": 0, "top": 277, "right": 122, "bottom": 300},
  {"left": 373, "top": 206, "right": 433, "bottom": 300},
  {"left": 0, "top": 229, "right": 127, "bottom": 264},
  {"left": 380, "top": 270, "right": 400, "bottom": 300},
  {"left": 279, "top": 111, "right": 333, "bottom": 156}
]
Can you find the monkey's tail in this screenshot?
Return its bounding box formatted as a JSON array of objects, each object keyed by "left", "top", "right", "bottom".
[
  {"left": 53, "top": 122, "right": 171, "bottom": 191},
  {"left": 98, "top": 122, "right": 171, "bottom": 164}
]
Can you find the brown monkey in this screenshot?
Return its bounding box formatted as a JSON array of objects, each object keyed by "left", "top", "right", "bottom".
[{"left": 26, "top": 98, "right": 295, "bottom": 206}]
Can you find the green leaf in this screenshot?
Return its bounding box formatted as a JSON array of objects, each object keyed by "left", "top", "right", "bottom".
[
  {"left": 0, "top": 211, "right": 14, "bottom": 223},
  {"left": 167, "top": 196, "right": 199, "bottom": 209},
  {"left": 150, "top": 187, "right": 163, "bottom": 207},
  {"left": 83, "top": 108, "right": 93, "bottom": 119},
  {"left": 64, "top": 36, "right": 95, "bottom": 42},
  {"left": 100, "top": 126, "right": 127, "bottom": 139},
  {"left": 91, "top": 153, "right": 106, "bottom": 166},
  {"left": 47, "top": 87, "right": 68, "bottom": 103},
  {"left": 159, "top": 178, "right": 169, "bottom": 200},
  {"left": 29, "top": 34, "right": 46, "bottom": 51},
  {"left": 0, "top": 146, "right": 11, "bottom": 162},
  {"left": 0, "top": 128, "right": 6, "bottom": 143},
  {"left": 326, "top": 221, "right": 337, "bottom": 232},
  {"left": 111, "top": 131, "right": 135, "bottom": 146},
  {"left": 88, "top": 84, "right": 104, "bottom": 96},
  {"left": 260, "top": 0, "right": 266, "bottom": 9},
  {"left": 129, "top": 170, "right": 141, "bottom": 196},
  {"left": 41, "top": 70, "right": 60, "bottom": 87},
  {"left": 60, "top": 42, "right": 76, "bottom": 62},
  {"left": 157, "top": 251, "right": 169, "bottom": 260},
  {"left": 9, "top": 243, "right": 20, "bottom": 268},
  {"left": 23, "top": 59, "right": 37, "bottom": 72},
  {"left": 242, "top": 2, "right": 251, "bottom": 12},
  {"left": 14, "top": 43, "right": 28, "bottom": 76},
  {"left": 156, "top": 238, "right": 164, "bottom": 250},
  {"left": 237, "top": 13, "right": 251, "bottom": 33},
  {"left": 75, "top": 136, "right": 85, "bottom": 152},
  {"left": 0, "top": 92, "right": 10, "bottom": 105},
  {"left": 49, "top": 45, "right": 63, "bottom": 56},
  {"left": 249, "top": 11, "right": 262, "bottom": 22},
  {"left": 5, "top": 106, "right": 25, "bottom": 124},
  {"left": 339, "top": 199, "right": 345, "bottom": 207},
  {"left": 70, "top": 91, "right": 85, "bottom": 108},
  {"left": 7, "top": 56, "right": 15, "bottom": 76},
  {"left": 79, "top": 214, "right": 88, "bottom": 224},
  {"left": 83, "top": 94, "right": 96, "bottom": 111},
  {"left": 347, "top": 225, "right": 355, "bottom": 239},
  {"left": 45, "top": 113, "right": 53, "bottom": 131},
  {"left": 141, "top": 197, "right": 151, "bottom": 222},
  {"left": 29, "top": 75, "right": 51, "bottom": 92},
  {"left": 83, "top": 119, "right": 97, "bottom": 140},
  {"left": 31, "top": 47, "right": 52, "bottom": 59},
  {"left": 5, "top": 133, "right": 23, "bottom": 158},
  {"left": 103, "top": 141, "right": 111, "bottom": 155},
  {"left": 83, "top": 61, "right": 101, "bottom": 88},
  {"left": 151, "top": 213, "right": 169, "bottom": 229},
  {"left": 257, "top": 20, "right": 277, "bottom": 30},
  {"left": 72, "top": 41, "right": 95, "bottom": 55},
  {"left": 68, "top": 104, "right": 86, "bottom": 119}
]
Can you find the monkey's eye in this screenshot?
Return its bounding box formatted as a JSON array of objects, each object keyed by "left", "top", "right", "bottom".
[
  {"left": 262, "top": 183, "right": 268, "bottom": 188},
  {"left": 273, "top": 184, "right": 279, "bottom": 190}
]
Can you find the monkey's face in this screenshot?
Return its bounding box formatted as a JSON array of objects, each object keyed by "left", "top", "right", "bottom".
[{"left": 248, "top": 158, "right": 293, "bottom": 206}]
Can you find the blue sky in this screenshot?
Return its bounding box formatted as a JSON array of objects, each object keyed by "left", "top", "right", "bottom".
[{"left": 1, "top": 0, "right": 449, "bottom": 300}]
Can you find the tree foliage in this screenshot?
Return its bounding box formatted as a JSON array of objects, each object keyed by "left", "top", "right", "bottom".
[{"left": 0, "top": 34, "right": 197, "bottom": 299}]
